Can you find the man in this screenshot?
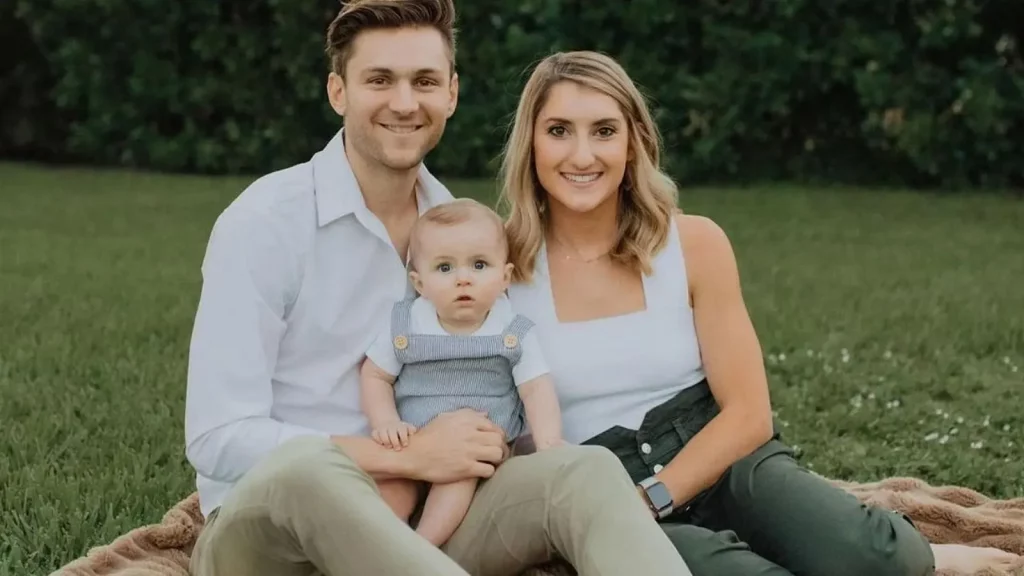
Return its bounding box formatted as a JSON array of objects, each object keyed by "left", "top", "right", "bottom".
[{"left": 184, "top": 1, "right": 692, "bottom": 575}]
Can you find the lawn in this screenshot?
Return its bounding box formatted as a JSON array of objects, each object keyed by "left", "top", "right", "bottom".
[{"left": 1, "top": 160, "right": 1022, "bottom": 575}]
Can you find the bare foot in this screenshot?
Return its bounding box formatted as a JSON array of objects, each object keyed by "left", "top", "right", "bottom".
[{"left": 932, "top": 543, "right": 1021, "bottom": 573}]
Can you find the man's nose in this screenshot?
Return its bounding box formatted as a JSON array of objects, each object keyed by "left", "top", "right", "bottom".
[{"left": 389, "top": 82, "right": 418, "bottom": 115}]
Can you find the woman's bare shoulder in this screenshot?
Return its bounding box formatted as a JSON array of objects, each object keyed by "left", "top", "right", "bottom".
[{"left": 674, "top": 213, "right": 733, "bottom": 263}]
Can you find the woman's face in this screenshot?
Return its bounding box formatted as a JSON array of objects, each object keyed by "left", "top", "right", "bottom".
[{"left": 532, "top": 81, "right": 630, "bottom": 217}]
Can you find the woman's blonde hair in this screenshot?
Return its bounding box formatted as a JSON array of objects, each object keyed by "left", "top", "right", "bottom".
[{"left": 497, "top": 50, "right": 679, "bottom": 283}]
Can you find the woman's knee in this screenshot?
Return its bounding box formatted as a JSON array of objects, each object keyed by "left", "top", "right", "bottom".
[{"left": 846, "top": 512, "right": 935, "bottom": 576}]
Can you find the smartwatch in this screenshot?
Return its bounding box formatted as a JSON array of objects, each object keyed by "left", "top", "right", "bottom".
[{"left": 639, "top": 476, "right": 674, "bottom": 519}]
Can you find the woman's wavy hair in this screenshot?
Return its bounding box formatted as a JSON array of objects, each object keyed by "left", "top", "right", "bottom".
[{"left": 497, "top": 50, "right": 679, "bottom": 283}]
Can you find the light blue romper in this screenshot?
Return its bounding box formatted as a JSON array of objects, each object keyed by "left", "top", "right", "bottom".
[{"left": 389, "top": 298, "right": 535, "bottom": 440}]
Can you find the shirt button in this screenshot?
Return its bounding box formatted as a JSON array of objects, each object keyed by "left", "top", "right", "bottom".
[
  {"left": 641, "top": 442, "right": 652, "bottom": 454},
  {"left": 653, "top": 464, "right": 664, "bottom": 473}
]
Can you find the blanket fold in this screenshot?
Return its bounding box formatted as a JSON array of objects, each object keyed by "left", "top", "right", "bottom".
[{"left": 52, "top": 477, "right": 1024, "bottom": 576}]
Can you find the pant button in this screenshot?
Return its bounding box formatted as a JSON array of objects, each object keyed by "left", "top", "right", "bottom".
[
  {"left": 653, "top": 464, "right": 664, "bottom": 473},
  {"left": 641, "top": 442, "right": 652, "bottom": 454}
]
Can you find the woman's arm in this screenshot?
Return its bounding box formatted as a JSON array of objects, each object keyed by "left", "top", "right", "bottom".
[{"left": 651, "top": 214, "right": 775, "bottom": 509}]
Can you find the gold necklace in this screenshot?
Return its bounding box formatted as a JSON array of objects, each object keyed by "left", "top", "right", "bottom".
[{"left": 550, "top": 235, "right": 610, "bottom": 263}]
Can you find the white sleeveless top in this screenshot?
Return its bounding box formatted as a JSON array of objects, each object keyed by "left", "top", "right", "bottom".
[{"left": 507, "top": 218, "right": 706, "bottom": 444}]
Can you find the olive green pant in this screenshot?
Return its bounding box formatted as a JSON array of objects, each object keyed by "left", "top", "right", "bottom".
[
  {"left": 584, "top": 381, "right": 937, "bottom": 576},
  {"left": 189, "top": 435, "right": 693, "bottom": 576}
]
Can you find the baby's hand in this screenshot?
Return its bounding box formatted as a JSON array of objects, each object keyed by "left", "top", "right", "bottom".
[{"left": 372, "top": 421, "right": 417, "bottom": 450}]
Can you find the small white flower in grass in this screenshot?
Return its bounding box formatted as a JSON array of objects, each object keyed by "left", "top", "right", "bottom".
[
  {"left": 884, "top": 350, "right": 893, "bottom": 360},
  {"left": 939, "top": 435, "right": 950, "bottom": 445},
  {"left": 824, "top": 364, "right": 834, "bottom": 374},
  {"left": 1013, "top": 366, "right": 1018, "bottom": 373},
  {"left": 918, "top": 419, "right": 925, "bottom": 425},
  {"left": 943, "top": 412, "right": 949, "bottom": 419},
  {"left": 935, "top": 409, "right": 944, "bottom": 416},
  {"left": 971, "top": 440, "right": 984, "bottom": 449},
  {"left": 1008, "top": 441, "right": 1014, "bottom": 447},
  {"left": 886, "top": 400, "right": 901, "bottom": 409},
  {"left": 1003, "top": 424, "right": 1011, "bottom": 432},
  {"left": 850, "top": 395, "right": 863, "bottom": 409},
  {"left": 806, "top": 349, "right": 814, "bottom": 357},
  {"left": 868, "top": 392, "right": 876, "bottom": 400},
  {"left": 768, "top": 354, "right": 777, "bottom": 364},
  {"left": 1004, "top": 356, "right": 1011, "bottom": 365},
  {"left": 778, "top": 353, "right": 786, "bottom": 362},
  {"left": 956, "top": 416, "right": 964, "bottom": 424},
  {"left": 983, "top": 415, "right": 991, "bottom": 427},
  {"left": 950, "top": 427, "right": 958, "bottom": 435},
  {"left": 924, "top": 432, "right": 939, "bottom": 441}
]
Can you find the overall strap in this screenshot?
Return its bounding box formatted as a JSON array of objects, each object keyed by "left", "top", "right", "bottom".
[
  {"left": 500, "top": 314, "right": 535, "bottom": 366},
  {"left": 390, "top": 297, "right": 417, "bottom": 358}
]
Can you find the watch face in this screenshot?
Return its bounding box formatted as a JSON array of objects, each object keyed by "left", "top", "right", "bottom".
[{"left": 647, "top": 482, "right": 672, "bottom": 510}]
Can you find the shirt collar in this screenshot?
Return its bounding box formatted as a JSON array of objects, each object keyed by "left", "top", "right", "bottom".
[{"left": 311, "top": 128, "right": 453, "bottom": 228}]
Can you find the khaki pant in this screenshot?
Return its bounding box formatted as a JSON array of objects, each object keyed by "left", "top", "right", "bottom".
[{"left": 190, "top": 436, "right": 693, "bottom": 576}]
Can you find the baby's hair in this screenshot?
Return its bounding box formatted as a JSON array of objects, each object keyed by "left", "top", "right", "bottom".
[{"left": 407, "top": 198, "right": 507, "bottom": 270}]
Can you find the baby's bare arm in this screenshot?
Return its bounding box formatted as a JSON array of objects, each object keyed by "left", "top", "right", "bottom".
[
  {"left": 359, "top": 358, "right": 401, "bottom": 430},
  {"left": 519, "top": 374, "right": 564, "bottom": 449}
]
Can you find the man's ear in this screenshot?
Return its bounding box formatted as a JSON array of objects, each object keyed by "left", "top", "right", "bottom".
[
  {"left": 446, "top": 72, "right": 459, "bottom": 118},
  {"left": 327, "top": 71, "right": 347, "bottom": 117}
]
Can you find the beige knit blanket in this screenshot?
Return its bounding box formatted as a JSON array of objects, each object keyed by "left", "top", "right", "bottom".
[{"left": 52, "top": 477, "right": 1024, "bottom": 576}]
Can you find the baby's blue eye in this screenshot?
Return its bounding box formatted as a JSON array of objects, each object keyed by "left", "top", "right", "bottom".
[
  {"left": 474, "top": 261, "right": 487, "bottom": 270},
  {"left": 438, "top": 263, "right": 451, "bottom": 273}
]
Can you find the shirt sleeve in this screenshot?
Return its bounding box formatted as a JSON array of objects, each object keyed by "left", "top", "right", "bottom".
[
  {"left": 183, "top": 205, "right": 328, "bottom": 484},
  {"left": 364, "top": 318, "right": 402, "bottom": 376},
  {"left": 512, "top": 331, "right": 550, "bottom": 386}
]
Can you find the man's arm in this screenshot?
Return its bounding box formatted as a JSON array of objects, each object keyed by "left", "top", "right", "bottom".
[{"left": 184, "top": 206, "right": 327, "bottom": 483}]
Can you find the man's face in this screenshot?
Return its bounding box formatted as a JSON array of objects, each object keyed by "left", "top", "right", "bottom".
[{"left": 328, "top": 26, "right": 458, "bottom": 173}]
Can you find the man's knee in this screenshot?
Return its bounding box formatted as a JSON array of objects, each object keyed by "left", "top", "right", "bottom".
[
  {"left": 231, "top": 435, "right": 369, "bottom": 506},
  {"left": 547, "top": 445, "right": 631, "bottom": 492}
]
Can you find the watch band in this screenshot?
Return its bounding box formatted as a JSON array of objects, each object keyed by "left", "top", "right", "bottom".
[{"left": 638, "top": 476, "right": 674, "bottom": 519}]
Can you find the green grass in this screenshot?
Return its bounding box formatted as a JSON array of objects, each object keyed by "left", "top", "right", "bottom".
[{"left": 2, "top": 161, "right": 1023, "bottom": 574}]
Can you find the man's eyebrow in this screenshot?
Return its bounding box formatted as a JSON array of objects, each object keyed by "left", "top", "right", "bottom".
[{"left": 362, "top": 66, "right": 444, "bottom": 76}]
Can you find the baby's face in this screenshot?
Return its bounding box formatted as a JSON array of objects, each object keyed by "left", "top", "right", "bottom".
[{"left": 410, "top": 218, "right": 512, "bottom": 328}]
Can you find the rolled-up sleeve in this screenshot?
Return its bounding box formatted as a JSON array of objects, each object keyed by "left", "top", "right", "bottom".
[{"left": 184, "top": 205, "right": 327, "bottom": 483}]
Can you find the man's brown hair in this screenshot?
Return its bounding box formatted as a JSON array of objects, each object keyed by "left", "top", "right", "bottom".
[{"left": 325, "top": 0, "right": 458, "bottom": 79}]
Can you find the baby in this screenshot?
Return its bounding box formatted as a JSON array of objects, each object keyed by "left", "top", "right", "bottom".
[{"left": 359, "top": 198, "right": 564, "bottom": 547}]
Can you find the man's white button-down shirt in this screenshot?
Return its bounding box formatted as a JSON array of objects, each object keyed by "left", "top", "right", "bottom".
[{"left": 184, "top": 129, "right": 454, "bottom": 517}]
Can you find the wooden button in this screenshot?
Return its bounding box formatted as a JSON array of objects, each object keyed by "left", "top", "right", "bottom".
[
  {"left": 393, "top": 335, "right": 408, "bottom": 350},
  {"left": 503, "top": 334, "right": 518, "bottom": 348}
]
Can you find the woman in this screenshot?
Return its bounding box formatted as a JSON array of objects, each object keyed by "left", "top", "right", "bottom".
[{"left": 500, "top": 50, "right": 1019, "bottom": 575}]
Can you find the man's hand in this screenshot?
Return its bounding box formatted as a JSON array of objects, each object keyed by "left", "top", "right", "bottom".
[
  {"left": 399, "top": 409, "right": 507, "bottom": 484},
  {"left": 371, "top": 420, "right": 417, "bottom": 450}
]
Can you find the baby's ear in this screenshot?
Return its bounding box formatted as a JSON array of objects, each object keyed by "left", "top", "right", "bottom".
[
  {"left": 503, "top": 262, "right": 514, "bottom": 283},
  {"left": 408, "top": 270, "right": 423, "bottom": 293}
]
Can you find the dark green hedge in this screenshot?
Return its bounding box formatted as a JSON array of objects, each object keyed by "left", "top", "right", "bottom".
[{"left": 5, "top": 0, "right": 1023, "bottom": 188}]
